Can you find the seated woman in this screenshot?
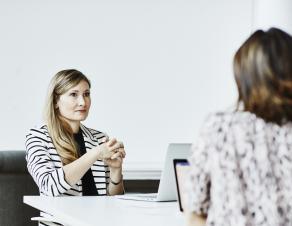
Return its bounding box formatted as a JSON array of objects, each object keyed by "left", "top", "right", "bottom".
[
  {"left": 25, "top": 69, "right": 126, "bottom": 226},
  {"left": 186, "top": 28, "right": 292, "bottom": 226}
]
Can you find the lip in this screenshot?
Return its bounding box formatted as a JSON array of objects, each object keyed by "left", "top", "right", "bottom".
[{"left": 76, "top": 110, "right": 87, "bottom": 113}]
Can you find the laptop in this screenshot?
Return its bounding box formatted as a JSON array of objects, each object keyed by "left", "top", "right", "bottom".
[
  {"left": 116, "top": 143, "right": 191, "bottom": 202},
  {"left": 173, "top": 159, "right": 190, "bottom": 212}
]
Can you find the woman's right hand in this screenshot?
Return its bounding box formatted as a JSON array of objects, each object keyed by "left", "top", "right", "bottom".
[{"left": 96, "top": 138, "right": 122, "bottom": 160}]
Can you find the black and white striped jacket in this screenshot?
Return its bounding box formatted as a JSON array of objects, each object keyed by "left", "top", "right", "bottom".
[
  {"left": 25, "top": 124, "right": 110, "bottom": 197},
  {"left": 25, "top": 124, "right": 110, "bottom": 225}
]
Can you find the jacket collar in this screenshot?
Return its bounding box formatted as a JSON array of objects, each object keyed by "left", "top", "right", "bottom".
[{"left": 80, "top": 124, "right": 94, "bottom": 141}]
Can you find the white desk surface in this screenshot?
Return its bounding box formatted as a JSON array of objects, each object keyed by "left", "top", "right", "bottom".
[{"left": 23, "top": 196, "right": 185, "bottom": 226}]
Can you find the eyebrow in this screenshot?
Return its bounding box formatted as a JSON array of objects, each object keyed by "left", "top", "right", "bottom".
[{"left": 69, "top": 89, "right": 90, "bottom": 92}]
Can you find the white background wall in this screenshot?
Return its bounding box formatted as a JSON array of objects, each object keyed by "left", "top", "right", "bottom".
[
  {"left": 253, "top": 0, "right": 292, "bottom": 34},
  {"left": 0, "top": 0, "right": 254, "bottom": 171}
]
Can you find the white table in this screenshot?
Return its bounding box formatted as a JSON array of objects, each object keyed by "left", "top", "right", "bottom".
[{"left": 23, "top": 196, "right": 185, "bottom": 226}]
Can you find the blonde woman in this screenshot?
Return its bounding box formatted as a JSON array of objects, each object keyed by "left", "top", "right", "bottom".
[{"left": 25, "top": 69, "right": 125, "bottom": 226}]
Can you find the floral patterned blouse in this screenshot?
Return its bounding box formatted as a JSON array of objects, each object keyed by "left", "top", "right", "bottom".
[{"left": 187, "top": 111, "right": 292, "bottom": 226}]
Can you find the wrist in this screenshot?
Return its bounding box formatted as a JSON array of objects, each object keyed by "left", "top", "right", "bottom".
[
  {"left": 95, "top": 146, "right": 104, "bottom": 160},
  {"left": 110, "top": 167, "right": 122, "bottom": 175},
  {"left": 110, "top": 167, "right": 122, "bottom": 183},
  {"left": 110, "top": 174, "right": 123, "bottom": 185}
]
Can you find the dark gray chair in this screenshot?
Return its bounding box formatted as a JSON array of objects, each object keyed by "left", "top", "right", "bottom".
[{"left": 0, "top": 151, "right": 38, "bottom": 226}]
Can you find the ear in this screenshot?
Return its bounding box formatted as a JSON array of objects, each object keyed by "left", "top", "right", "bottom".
[
  {"left": 54, "top": 94, "right": 60, "bottom": 109},
  {"left": 55, "top": 100, "right": 59, "bottom": 109}
]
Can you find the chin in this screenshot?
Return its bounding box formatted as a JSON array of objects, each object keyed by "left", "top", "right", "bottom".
[
  {"left": 74, "top": 115, "right": 88, "bottom": 121},
  {"left": 80, "top": 116, "right": 88, "bottom": 121}
]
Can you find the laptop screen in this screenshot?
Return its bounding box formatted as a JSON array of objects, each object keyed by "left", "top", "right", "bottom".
[
  {"left": 116, "top": 143, "right": 192, "bottom": 202},
  {"left": 173, "top": 159, "right": 190, "bottom": 212}
]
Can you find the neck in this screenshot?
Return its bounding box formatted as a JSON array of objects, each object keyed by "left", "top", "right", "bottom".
[
  {"left": 61, "top": 117, "right": 80, "bottom": 133},
  {"left": 70, "top": 122, "right": 80, "bottom": 133}
]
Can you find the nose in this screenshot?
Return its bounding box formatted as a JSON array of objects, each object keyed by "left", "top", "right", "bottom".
[{"left": 78, "top": 95, "right": 85, "bottom": 106}]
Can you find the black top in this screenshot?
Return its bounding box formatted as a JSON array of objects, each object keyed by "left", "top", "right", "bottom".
[{"left": 74, "top": 129, "right": 98, "bottom": 196}]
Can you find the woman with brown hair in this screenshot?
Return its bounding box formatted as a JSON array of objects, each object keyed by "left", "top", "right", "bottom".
[
  {"left": 186, "top": 28, "right": 292, "bottom": 226},
  {"left": 25, "top": 69, "right": 125, "bottom": 226}
]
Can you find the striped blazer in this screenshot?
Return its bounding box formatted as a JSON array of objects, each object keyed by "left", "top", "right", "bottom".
[
  {"left": 25, "top": 124, "right": 110, "bottom": 197},
  {"left": 25, "top": 124, "right": 110, "bottom": 225}
]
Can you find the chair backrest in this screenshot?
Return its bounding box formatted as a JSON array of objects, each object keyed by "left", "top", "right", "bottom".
[{"left": 0, "top": 151, "right": 39, "bottom": 226}]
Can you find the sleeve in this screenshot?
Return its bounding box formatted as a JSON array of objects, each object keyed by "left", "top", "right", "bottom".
[
  {"left": 25, "top": 128, "right": 72, "bottom": 197},
  {"left": 187, "top": 113, "right": 220, "bottom": 215}
]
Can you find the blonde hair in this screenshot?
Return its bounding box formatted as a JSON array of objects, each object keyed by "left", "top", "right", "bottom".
[{"left": 44, "top": 69, "right": 91, "bottom": 165}]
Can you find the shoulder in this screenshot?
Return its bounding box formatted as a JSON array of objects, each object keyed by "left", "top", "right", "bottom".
[
  {"left": 25, "top": 125, "right": 52, "bottom": 146},
  {"left": 200, "top": 111, "right": 228, "bottom": 131},
  {"left": 198, "top": 111, "right": 272, "bottom": 145},
  {"left": 25, "top": 124, "right": 51, "bottom": 142},
  {"left": 203, "top": 111, "right": 258, "bottom": 128},
  {"left": 80, "top": 124, "right": 108, "bottom": 142},
  {"left": 26, "top": 124, "right": 52, "bottom": 146},
  {"left": 198, "top": 111, "right": 255, "bottom": 138}
]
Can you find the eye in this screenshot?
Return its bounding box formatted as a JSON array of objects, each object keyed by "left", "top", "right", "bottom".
[
  {"left": 84, "top": 92, "right": 90, "bottom": 97},
  {"left": 70, "top": 92, "right": 78, "bottom": 97}
]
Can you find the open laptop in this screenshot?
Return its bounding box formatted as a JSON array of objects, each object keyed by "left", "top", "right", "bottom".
[
  {"left": 173, "top": 159, "right": 190, "bottom": 212},
  {"left": 116, "top": 143, "right": 191, "bottom": 202}
]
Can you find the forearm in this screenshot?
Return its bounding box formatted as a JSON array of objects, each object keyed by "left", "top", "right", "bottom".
[
  {"left": 28, "top": 162, "right": 72, "bottom": 196},
  {"left": 26, "top": 143, "right": 72, "bottom": 196},
  {"left": 108, "top": 167, "right": 124, "bottom": 195},
  {"left": 63, "top": 150, "right": 99, "bottom": 186}
]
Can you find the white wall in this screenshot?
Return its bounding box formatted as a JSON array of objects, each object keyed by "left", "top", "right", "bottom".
[
  {"left": 0, "top": 0, "right": 253, "bottom": 171},
  {"left": 253, "top": 0, "right": 292, "bottom": 34}
]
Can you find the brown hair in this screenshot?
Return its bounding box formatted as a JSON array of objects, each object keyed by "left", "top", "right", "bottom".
[
  {"left": 44, "top": 69, "right": 91, "bottom": 165},
  {"left": 233, "top": 27, "right": 292, "bottom": 124}
]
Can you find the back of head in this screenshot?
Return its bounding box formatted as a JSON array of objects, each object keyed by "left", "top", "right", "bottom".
[{"left": 233, "top": 28, "right": 292, "bottom": 124}]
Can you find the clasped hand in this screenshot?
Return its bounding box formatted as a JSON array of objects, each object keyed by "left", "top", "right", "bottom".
[{"left": 97, "top": 138, "right": 126, "bottom": 168}]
